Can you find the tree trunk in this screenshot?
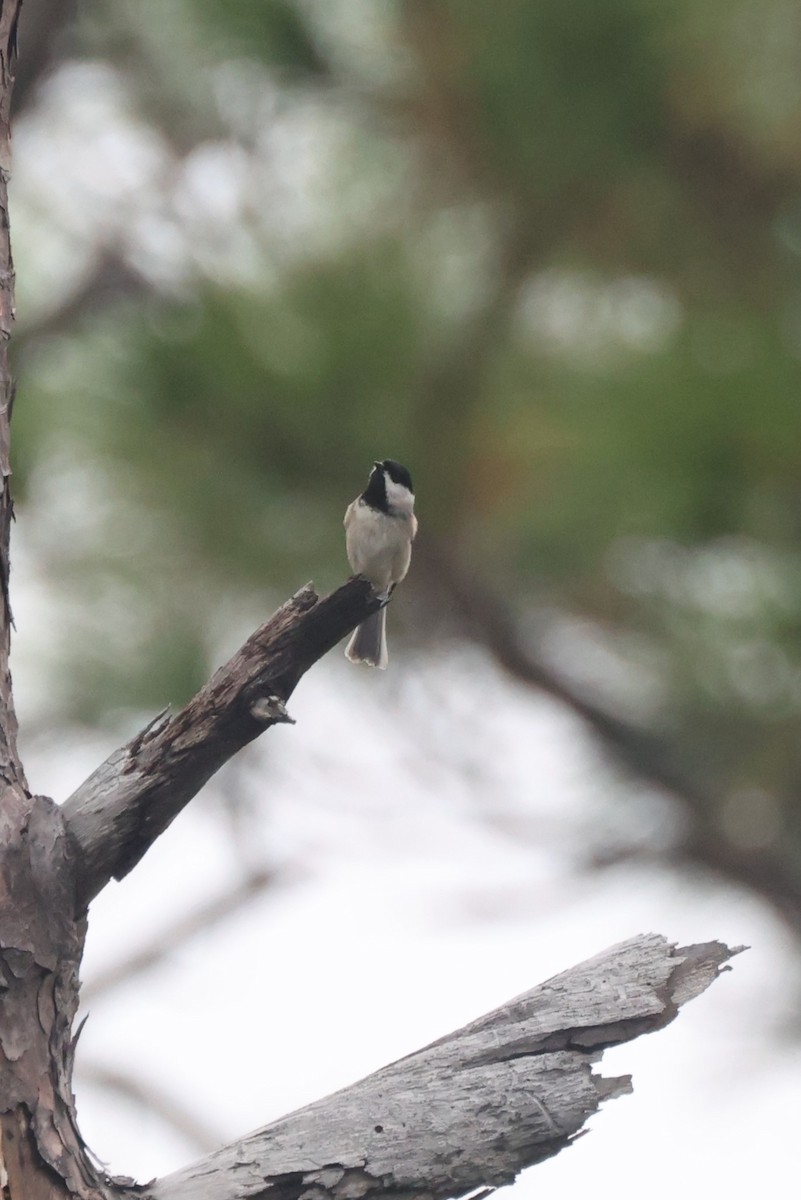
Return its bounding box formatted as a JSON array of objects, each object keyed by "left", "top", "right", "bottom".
[{"left": 0, "top": 4, "right": 101, "bottom": 1194}]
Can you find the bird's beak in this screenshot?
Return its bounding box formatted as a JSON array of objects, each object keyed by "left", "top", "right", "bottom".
[{"left": 372, "top": 461, "right": 381, "bottom": 469}]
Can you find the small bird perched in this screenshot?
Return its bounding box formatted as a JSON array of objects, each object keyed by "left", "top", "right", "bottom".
[{"left": 344, "top": 459, "right": 417, "bottom": 669}]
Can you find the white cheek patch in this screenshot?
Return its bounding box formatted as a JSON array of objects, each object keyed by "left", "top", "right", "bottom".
[{"left": 384, "top": 476, "right": 415, "bottom": 514}]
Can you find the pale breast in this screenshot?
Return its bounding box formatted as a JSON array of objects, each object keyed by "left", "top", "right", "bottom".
[{"left": 345, "top": 500, "right": 415, "bottom": 590}]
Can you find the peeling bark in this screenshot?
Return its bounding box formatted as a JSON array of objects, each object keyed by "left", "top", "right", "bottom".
[
  {"left": 146, "top": 935, "right": 739, "bottom": 1200},
  {"left": 0, "top": 792, "right": 107, "bottom": 1198}
]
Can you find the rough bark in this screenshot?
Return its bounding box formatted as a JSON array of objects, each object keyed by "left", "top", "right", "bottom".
[
  {"left": 0, "top": 0, "right": 22, "bottom": 792},
  {"left": 62, "top": 577, "right": 382, "bottom": 911},
  {"left": 146, "top": 935, "right": 738, "bottom": 1200},
  {"left": 0, "top": 5, "right": 100, "bottom": 1196},
  {"left": 0, "top": 794, "right": 106, "bottom": 1199}
]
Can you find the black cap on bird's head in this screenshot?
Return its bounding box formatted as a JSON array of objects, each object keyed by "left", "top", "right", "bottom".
[
  {"left": 373, "top": 459, "right": 414, "bottom": 493},
  {"left": 362, "top": 459, "right": 414, "bottom": 512}
]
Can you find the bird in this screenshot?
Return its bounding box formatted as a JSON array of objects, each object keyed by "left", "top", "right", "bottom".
[{"left": 344, "top": 459, "right": 417, "bottom": 669}]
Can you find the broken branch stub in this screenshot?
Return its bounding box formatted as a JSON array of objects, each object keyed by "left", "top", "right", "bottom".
[
  {"left": 145, "top": 934, "right": 740, "bottom": 1200},
  {"left": 62, "top": 577, "right": 381, "bottom": 910}
]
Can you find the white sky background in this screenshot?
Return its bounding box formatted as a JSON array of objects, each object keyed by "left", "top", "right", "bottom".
[{"left": 8, "top": 24, "right": 801, "bottom": 1198}]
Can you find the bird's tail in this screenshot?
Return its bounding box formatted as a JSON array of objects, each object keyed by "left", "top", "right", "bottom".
[{"left": 345, "top": 608, "right": 388, "bottom": 669}]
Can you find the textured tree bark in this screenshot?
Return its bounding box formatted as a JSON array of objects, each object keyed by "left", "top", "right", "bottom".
[
  {"left": 0, "top": 4, "right": 106, "bottom": 1195},
  {"left": 147, "top": 935, "right": 738, "bottom": 1200},
  {"left": 0, "top": 0, "right": 22, "bottom": 789},
  {"left": 62, "top": 576, "right": 382, "bottom": 910},
  {"left": 0, "top": 795, "right": 106, "bottom": 1198}
]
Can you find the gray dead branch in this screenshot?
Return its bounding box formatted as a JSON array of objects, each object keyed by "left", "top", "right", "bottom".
[
  {"left": 144, "top": 934, "right": 739, "bottom": 1200},
  {"left": 61, "top": 577, "right": 381, "bottom": 911}
]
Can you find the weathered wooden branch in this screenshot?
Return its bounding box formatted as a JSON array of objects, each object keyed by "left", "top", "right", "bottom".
[
  {"left": 62, "top": 577, "right": 382, "bottom": 910},
  {"left": 144, "top": 934, "right": 738, "bottom": 1200}
]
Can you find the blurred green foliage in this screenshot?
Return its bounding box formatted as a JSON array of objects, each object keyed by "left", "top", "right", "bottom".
[{"left": 10, "top": 0, "right": 801, "bottom": 909}]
